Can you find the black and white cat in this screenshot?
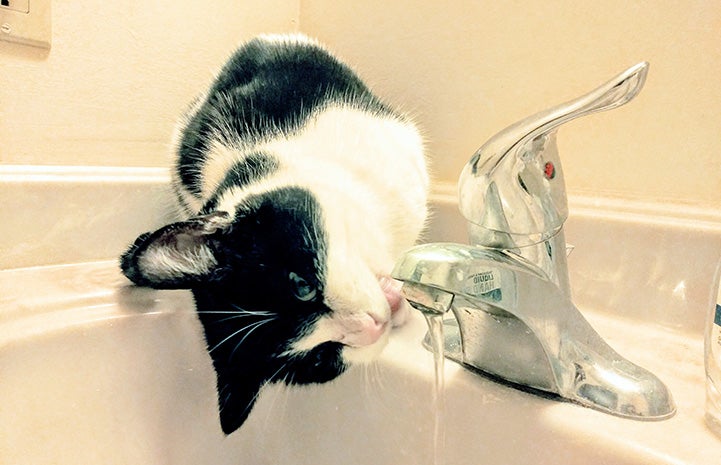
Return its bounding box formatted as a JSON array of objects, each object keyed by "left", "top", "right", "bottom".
[{"left": 120, "top": 34, "right": 428, "bottom": 435}]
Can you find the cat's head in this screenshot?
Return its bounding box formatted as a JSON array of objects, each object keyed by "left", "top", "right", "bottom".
[{"left": 120, "top": 186, "right": 397, "bottom": 434}]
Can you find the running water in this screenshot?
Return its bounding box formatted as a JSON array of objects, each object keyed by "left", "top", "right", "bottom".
[{"left": 423, "top": 313, "right": 446, "bottom": 465}]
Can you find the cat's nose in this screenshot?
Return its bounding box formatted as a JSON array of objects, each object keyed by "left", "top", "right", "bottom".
[{"left": 340, "top": 313, "right": 388, "bottom": 347}]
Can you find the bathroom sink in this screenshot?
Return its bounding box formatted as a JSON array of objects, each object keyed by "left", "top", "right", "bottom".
[{"left": 1, "top": 196, "right": 721, "bottom": 464}]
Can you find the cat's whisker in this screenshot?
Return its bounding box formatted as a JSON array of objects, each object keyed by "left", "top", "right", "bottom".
[
  {"left": 228, "top": 317, "right": 276, "bottom": 361},
  {"left": 257, "top": 362, "right": 293, "bottom": 428},
  {"left": 358, "top": 363, "right": 369, "bottom": 397},
  {"left": 359, "top": 363, "right": 370, "bottom": 401},
  {"left": 195, "top": 310, "right": 276, "bottom": 316},
  {"left": 361, "top": 360, "right": 381, "bottom": 407},
  {"left": 278, "top": 372, "right": 295, "bottom": 424},
  {"left": 375, "top": 360, "right": 407, "bottom": 416},
  {"left": 215, "top": 312, "right": 274, "bottom": 324},
  {"left": 372, "top": 360, "right": 386, "bottom": 393},
  {"left": 256, "top": 361, "right": 291, "bottom": 408},
  {"left": 208, "top": 317, "right": 276, "bottom": 354},
  {"left": 218, "top": 383, "right": 232, "bottom": 415},
  {"left": 267, "top": 364, "right": 288, "bottom": 387},
  {"left": 230, "top": 304, "right": 276, "bottom": 315}
]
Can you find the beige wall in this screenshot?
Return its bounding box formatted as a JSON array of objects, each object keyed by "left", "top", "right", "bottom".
[
  {"left": 2, "top": 1, "right": 719, "bottom": 209},
  {"left": 301, "top": 1, "right": 721, "bottom": 209},
  {"left": 0, "top": 0, "right": 298, "bottom": 167}
]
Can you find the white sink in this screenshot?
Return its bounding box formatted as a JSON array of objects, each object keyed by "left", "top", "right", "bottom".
[{"left": 2, "top": 196, "right": 721, "bottom": 464}]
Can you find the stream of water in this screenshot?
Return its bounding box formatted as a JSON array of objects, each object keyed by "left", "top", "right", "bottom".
[{"left": 423, "top": 313, "right": 446, "bottom": 465}]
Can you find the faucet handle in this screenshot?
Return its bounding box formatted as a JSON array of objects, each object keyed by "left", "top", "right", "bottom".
[{"left": 459, "top": 62, "right": 649, "bottom": 245}]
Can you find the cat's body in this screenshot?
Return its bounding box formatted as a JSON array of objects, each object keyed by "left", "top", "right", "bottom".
[{"left": 120, "top": 34, "right": 428, "bottom": 434}]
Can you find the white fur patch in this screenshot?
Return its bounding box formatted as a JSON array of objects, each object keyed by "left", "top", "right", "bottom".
[
  {"left": 138, "top": 243, "right": 217, "bottom": 281},
  {"left": 206, "top": 105, "right": 427, "bottom": 230},
  {"left": 290, "top": 316, "right": 343, "bottom": 353}
]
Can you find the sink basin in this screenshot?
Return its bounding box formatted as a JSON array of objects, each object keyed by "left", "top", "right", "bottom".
[{"left": 1, "top": 194, "right": 721, "bottom": 464}]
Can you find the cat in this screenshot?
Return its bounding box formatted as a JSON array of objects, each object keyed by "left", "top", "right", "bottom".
[{"left": 120, "top": 33, "right": 428, "bottom": 435}]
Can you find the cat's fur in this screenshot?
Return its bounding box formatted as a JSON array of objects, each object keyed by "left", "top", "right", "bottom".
[{"left": 120, "top": 34, "right": 428, "bottom": 435}]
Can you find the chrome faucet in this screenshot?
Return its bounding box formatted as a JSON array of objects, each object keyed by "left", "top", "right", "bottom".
[{"left": 392, "top": 62, "right": 676, "bottom": 420}]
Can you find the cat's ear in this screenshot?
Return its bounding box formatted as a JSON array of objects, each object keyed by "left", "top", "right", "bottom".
[{"left": 120, "top": 211, "right": 232, "bottom": 289}]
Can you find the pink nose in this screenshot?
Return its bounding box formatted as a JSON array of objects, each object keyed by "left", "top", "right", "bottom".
[{"left": 340, "top": 313, "right": 388, "bottom": 347}]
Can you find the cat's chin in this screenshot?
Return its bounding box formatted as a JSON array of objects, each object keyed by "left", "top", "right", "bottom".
[
  {"left": 341, "top": 327, "right": 391, "bottom": 365},
  {"left": 339, "top": 299, "right": 412, "bottom": 365}
]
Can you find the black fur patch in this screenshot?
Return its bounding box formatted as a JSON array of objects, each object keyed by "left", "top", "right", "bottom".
[
  {"left": 176, "top": 37, "right": 391, "bottom": 198},
  {"left": 201, "top": 152, "right": 279, "bottom": 213}
]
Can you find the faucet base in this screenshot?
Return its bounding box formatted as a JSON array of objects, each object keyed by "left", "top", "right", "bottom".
[
  {"left": 421, "top": 319, "right": 562, "bottom": 400},
  {"left": 456, "top": 307, "right": 557, "bottom": 392},
  {"left": 420, "top": 313, "right": 677, "bottom": 421},
  {"left": 421, "top": 312, "right": 557, "bottom": 393}
]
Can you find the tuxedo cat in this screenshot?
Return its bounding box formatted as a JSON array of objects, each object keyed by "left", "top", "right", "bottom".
[{"left": 120, "top": 34, "right": 428, "bottom": 435}]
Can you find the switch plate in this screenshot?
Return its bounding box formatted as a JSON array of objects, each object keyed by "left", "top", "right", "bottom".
[
  {"left": 0, "top": 0, "right": 51, "bottom": 49},
  {"left": 1, "top": 0, "right": 29, "bottom": 14}
]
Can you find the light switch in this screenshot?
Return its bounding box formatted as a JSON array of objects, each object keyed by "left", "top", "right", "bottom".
[
  {"left": 0, "top": 0, "right": 51, "bottom": 49},
  {"left": 0, "top": 1, "right": 30, "bottom": 14}
]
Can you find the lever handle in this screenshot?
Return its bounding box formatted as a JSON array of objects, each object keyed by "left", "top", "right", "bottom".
[{"left": 459, "top": 62, "right": 649, "bottom": 243}]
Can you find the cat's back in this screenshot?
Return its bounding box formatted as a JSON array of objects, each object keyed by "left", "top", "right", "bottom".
[
  {"left": 172, "top": 34, "right": 428, "bottom": 252},
  {"left": 174, "top": 34, "right": 394, "bottom": 204}
]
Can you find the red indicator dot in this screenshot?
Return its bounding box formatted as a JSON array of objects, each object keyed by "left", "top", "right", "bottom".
[{"left": 544, "top": 161, "right": 556, "bottom": 180}]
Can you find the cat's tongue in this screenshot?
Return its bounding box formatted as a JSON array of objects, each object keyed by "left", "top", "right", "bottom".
[{"left": 379, "top": 276, "right": 408, "bottom": 327}]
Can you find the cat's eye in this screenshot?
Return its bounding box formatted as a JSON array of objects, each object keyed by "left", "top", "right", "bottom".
[{"left": 289, "top": 272, "right": 317, "bottom": 302}]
